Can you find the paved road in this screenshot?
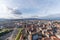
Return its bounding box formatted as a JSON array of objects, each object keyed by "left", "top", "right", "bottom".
[
  {"left": 0, "top": 28, "right": 19, "bottom": 40},
  {"left": 0, "top": 31, "right": 13, "bottom": 40},
  {"left": 7, "top": 28, "right": 19, "bottom": 40}
]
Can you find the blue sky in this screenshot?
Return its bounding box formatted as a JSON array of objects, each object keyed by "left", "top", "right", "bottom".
[{"left": 0, "top": 0, "right": 60, "bottom": 19}]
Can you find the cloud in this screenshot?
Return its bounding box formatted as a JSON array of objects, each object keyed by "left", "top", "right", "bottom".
[
  {"left": 7, "top": 7, "right": 22, "bottom": 15},
  {"left": 6, "top": 7, "right": 23, "bottom": 19},
  {"left": 0, "top": 0, "right": 60, "bottom": 19},
  {"left": 11, "top": 10, "right": 22, "bottom": 15}
]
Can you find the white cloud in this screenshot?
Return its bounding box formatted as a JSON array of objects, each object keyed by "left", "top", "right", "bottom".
[{"left": 0, "top": 0, "right": 60, "bottom": 19}]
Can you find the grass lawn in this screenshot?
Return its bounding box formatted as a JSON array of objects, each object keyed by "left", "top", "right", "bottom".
[{"left": 15, "top": 28, "right": 23, "bottom": 40}]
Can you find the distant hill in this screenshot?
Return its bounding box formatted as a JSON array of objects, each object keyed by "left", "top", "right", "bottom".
[
  {"left": 0, "top": 15, "right": 60, "bottom": 21},
  {"left": 0, "top": 18, "right": 7, "bottom": 21},
  {"left": 41, "top": 14, "right": 60, "bottom": 20}
]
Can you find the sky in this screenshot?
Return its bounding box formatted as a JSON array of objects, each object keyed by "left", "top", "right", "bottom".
[{"left": 0, "top": 0, "right": 60, "bottom": 19}]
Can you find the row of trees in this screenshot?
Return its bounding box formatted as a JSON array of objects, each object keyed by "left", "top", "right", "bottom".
[{"left": 0, "top": 30, "right": 13, "bottom": 37}]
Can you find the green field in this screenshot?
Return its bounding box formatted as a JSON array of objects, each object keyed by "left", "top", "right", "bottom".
[{"left": 15, "top": 28, "right": 23, "bottom": 40}]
